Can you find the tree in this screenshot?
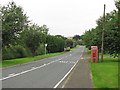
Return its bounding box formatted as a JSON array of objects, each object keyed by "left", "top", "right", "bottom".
[
  {"left": 73, "top": 35, "right": 81, "bottom": 41},
  {"left": 55, "top": 35, "right": 67, "bottom": 40},
  {"left": 65, "top": 39, "right": 74, "bottom": 48},
  {"left": 82, "top": 9, "right": 120, "bottom": 58},
  {"left": 46, "top": 35, "right": 65, "bottom": 53},
  {"left": 1, "top": 1, "right": 29, "bottom": 47},
  {"left": 97, "top": 10, "right": 120, "bottom": 57},
  {"left": 82, "top": 29, "right": 97, "bottom": 49},
  {"left": 20, "top": 24, "right": 48, "bottom": 55}
]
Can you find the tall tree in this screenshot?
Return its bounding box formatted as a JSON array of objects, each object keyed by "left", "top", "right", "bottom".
[
  {"left": 46, "top": 35, "right": 65, "bottom": 53},
  {"left": 1, "top": 1, "right": 28, "bottom": 47},
  {"left": 82, "top": 9, "right": 120, "bottom": 58},
  {"left": 65, "top": 39, "right": 74, "bottom": 48},
  {"left": 20, "top": 24, "right": 48, "bottom": 55}
]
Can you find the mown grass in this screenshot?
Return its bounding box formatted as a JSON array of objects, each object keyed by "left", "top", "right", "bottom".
[
  {"left": 77, "top": 48, "right": 118, "bottom": 88},
  {"left": 86, "top": 49, "right": 119, "bottom": 88},
  {"left": 86, "top": 48, "right": 91, "bottom": 55},
  {"left": 1, "top": 52, "right": 65, "bottom": 67},
  {"left": 91, "top": 57, "right": 118, "bottom": 88}
]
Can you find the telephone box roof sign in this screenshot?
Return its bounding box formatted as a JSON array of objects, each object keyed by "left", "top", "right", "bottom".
[{"left": 91, "top": 46, "right": 98, "bottom": 49}]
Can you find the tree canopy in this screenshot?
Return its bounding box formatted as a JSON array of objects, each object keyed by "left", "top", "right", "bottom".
[
  {"left": 1, "top": 1, "right": 77, "bottom": 60},
  {"left": 2, "top": 1, "right": 29, "bottom": 47},
  {"left": 82, "top": 9, "right": 120, "bottom": 57}
]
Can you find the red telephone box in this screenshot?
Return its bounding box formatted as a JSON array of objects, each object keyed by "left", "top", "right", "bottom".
[{"left": 91, "top": 46, "right": 98, "bottom": 63}]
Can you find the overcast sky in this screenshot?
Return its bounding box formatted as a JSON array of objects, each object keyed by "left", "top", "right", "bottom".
[{"left": 0, "top": 0, "right": 116, "bottom": 37}]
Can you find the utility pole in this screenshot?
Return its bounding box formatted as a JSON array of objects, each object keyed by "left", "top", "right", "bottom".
[{"left": 101, "top": 4, "right": 106, "bottom": 62}]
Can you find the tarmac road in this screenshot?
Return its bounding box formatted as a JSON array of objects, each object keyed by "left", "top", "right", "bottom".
[{"left": 2, "top": 46, "right": 85, "bottom": 88}]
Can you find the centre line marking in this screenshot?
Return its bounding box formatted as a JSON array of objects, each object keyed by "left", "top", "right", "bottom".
[
  {"left": 1, "top": 54, "right": 70, "bottom": 81},
  {"left": 53, "top": 49, "right": 84, "bottom": 88},
  {"left": 8, "top": 73, "right": 15, "bottom": 76}
]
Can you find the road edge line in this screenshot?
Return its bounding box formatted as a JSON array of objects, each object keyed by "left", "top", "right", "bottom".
[
  {"left": 53, "top": 55, "right": 82, "bottom": 88},
  {"left": 53, "top": 46, "right": 85, "bottom": 88}
]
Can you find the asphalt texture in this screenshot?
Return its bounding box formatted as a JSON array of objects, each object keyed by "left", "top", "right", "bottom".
[
  {"left": 1, "top": 46, "right": 92, "bottom": 88},
  {"left": 63, "top": 50, "right": 93, "bottom": 88}
]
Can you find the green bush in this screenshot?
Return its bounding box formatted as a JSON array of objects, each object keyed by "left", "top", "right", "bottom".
[
  {"left": 14, "top": 45, "right": 31, "bottom": 58},
  {"left": 2, "top": 47, "right": 15, "bottom": 60},
  {"left": 2, "top": 45, "right": 32, "bottom": 60},
  {"left": 35, "top": 44, "right": 45, "bottom": 55},
  {"left": 65, "top": 39, "right": 74, "bottom": 48},
  {"left": 46, "top": 35, "right": 65, "bottom": 53}
]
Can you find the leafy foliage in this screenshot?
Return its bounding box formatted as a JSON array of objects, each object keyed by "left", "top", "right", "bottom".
[
  {"left": 73, "top": 35, "right": 81, "bottom": 41},
  {"left": 35, "top": 44, "right": 45, "bottom": 55},
  {"left": 2, "top": 45, "right": 31, "bottom": 60},
  {"left": 20, "top": 24, "right": 48, "bottom": 55},
  {"left": 46, "top": 35, "right": 65, "bottom": 53},
  {"left": 65, "top": 39, "right": 74, "bottom": 48},
  {"left": 1, "top": 1, "right": 77, "bottom": 60},
  {"left": 2, "top": 1, "right": 28, "bottom": 47},
  {"left": 82, "top": 10, "right": 120, "bottom": 57}
]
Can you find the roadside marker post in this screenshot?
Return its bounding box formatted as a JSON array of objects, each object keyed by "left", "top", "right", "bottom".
[{"left": 45, "top": 44, "right": 47, "bottom": 55}]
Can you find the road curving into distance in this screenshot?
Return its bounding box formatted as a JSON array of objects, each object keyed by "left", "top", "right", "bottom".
[{"left": 2, "top": 46, "right": 85, "bottom": 88}]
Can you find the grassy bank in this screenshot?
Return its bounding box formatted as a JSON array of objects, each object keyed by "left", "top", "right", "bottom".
[
  {"left": 91, "top": 56, "right": 118, "bottom": 88},
  {"left": 87, "top": 49, "right": 118, "bottom": 88},
  {"left": 1, "top": 52, "right": 64, "bottom": 68}
]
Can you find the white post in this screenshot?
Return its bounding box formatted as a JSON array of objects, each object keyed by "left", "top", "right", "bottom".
[{"left": 45, "top": 44, "right": 47, "bottom": 55}]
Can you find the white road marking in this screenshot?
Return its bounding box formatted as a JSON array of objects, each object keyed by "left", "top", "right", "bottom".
[
  {"left": 8, "top": 73, "right": 15, "bottom": 76},
  {"left": 70, "top": 61, "right": 76, "bottom": 64},
  {"left": 1, "top": 47, "right": 85, "bottom": 89},
  {"left": 53, "top": 54, "right": 83, "bottom": 88},
  {"left": 53, "top": 60, "right": 79, "bottom": 88},
  {"left": 58, "top": 61, "right": 75, "bottom": 64},
  {"left": 0, "top": 64, "right": 46, "bottom": 81},
  {"left": 0, "top": 54, "right": 70, "bottom": 81}
]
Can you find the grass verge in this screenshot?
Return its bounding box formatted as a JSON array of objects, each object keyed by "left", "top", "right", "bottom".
[
  {"left": 1, "top": 52, "right": 64, "bottom": 68},
  {"left": 91, "top": 56, "right": 118, "bottom": 88},
  {"left": 86, "top": 49, "right": 118, "bottom": 88}
]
